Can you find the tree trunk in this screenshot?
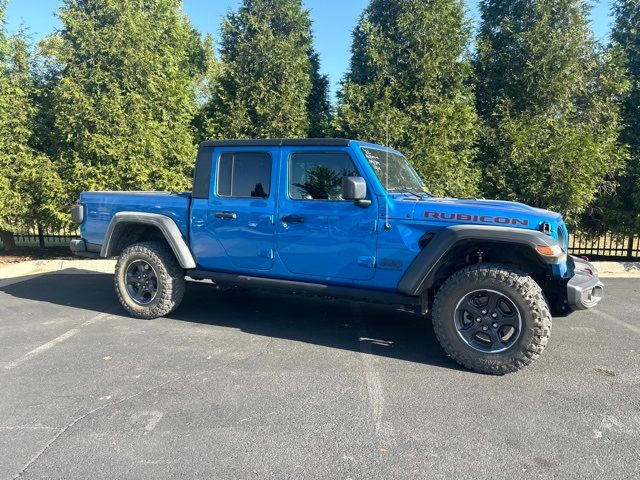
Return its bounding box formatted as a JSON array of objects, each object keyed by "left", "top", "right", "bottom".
[
  {"left": 627, "top": 235, "right": 635, "bottom": 260},
  {"left": 37, "top": 224, "right": 45, "bottom": 248},
  {"left": 0, "top": 229, "right": 16, "bottom": 252}
]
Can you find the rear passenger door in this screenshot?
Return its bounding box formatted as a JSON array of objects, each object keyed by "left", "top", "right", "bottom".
[{"left": 202, "top": 148, "right": 277, "bottom": 271}]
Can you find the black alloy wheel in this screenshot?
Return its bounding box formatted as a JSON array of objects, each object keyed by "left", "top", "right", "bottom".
[
  {"left": 125, "top": 259, "right": 159, "bottom": 305},
  {"left": 453, "top": 289, "right": 522, "bottom": 353}
]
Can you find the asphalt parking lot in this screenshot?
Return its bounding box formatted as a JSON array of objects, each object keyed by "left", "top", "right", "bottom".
[{"left": 0, "top": 268, "right": 638, "bottom": 479}]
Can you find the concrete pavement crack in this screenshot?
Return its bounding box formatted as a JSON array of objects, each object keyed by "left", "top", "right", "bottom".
[{"left": 11, "top": 371, "right": 206, "bottom": 479}]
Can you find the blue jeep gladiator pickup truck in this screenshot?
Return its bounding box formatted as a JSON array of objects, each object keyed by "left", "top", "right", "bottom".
[{"left": 70, "top": 138, "right": 603, "bottom": 374}]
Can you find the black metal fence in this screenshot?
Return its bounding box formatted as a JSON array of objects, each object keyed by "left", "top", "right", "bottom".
[
  {"left": 1, "top": 225, "right": 639, "bottom": 260},
  {"left": 568, "top": 232, "right": 639, "bottom": 260},
  {"left": 7, "top": 225, "right": 80, "bottom": 248}
]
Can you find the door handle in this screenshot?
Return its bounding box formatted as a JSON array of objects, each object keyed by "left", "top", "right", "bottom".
[
  {"left": 214, "top": 211, "right": 237, "bottom": 220},
  {"left": 281, "top": 214, "right": 305, "bottom": 224}
]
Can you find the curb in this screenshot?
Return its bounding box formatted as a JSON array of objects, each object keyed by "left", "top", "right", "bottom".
[
  {"left": 0, "top": 259, "right": 116, "bottom": 280},
  {"left": 592, "top": 261, "right": 640, "bottom": 278}
]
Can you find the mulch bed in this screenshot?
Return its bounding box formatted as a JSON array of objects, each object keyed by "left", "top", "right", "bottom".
[{"left": 0, "top": 247, "right": 75, "bottom": 265}]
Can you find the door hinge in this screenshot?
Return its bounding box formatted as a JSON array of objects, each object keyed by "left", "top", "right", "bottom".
[
  {"left": 358, "top": 220, "right": 377, "bottom": 232},
  {"left": 259, "top": 214, "right": 275, "bottom": 225},
  {"left": 357, "top": 256, "right": 376, "bottom": 268},
  {"left": 259, "top": 248, "right": 274, "bottom": 260}
]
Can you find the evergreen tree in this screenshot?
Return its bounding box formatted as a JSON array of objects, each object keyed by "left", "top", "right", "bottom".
[
  {"left": 10, "top": 32, "right": 66, "bottom": 237},
  {"left": 0, "top": 6, "right": 65, "bottom": 250},
  {"left": 31, "top": 34, "right": 62, "bottom": 161},
  {"left": 307, "top": 50, "right": 332, "bottom": 137},
  {"left": 193, "top": 34, "right": 223, "bottom": 142},
  {"left": 597, "top": 0, "right": 640, "bottom": 233},
  {"left": 0, "top": 0, "right": 18, "bottom": 249},
  {"left": 334, "top": 0, "right": 479, "bottom": 197},
  {"left": 51, "top": 0, "right": 207, "bottom": 198},
  {"left": 206, "top": 0, "right": 331, "bottom": 139},
  {"left": 475, "top": 0, "right": 628, "bottom": 225}
]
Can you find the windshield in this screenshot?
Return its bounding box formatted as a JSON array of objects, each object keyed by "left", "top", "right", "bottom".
[{"left": 361, "top": 147, "right": 427, "bottom": 194}]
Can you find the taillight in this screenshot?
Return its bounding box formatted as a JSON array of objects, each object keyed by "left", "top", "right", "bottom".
[{"left": 71, "top": 204, "right": 84, "bottom": 224}]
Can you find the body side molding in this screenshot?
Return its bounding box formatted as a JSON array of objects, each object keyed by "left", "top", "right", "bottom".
[{"left": 100, "top": 212, "right": 196, "bottom": 269}]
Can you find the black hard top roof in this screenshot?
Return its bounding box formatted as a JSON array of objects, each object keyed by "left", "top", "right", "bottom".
[{"left": 200, "top": 138, "right": 352, "bottom": 148}]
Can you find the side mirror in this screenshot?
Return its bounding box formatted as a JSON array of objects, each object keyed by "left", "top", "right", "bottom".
[{"left": 342, "top": 176, "right": 371, "bottom": 207}]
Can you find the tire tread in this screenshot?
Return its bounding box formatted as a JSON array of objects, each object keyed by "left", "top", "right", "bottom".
[
  {"left": 114, "top": 241, "right": 185, "bottom": 319},
  {"left": 432, "top": 264, "right": 552, "bottom": 375}
]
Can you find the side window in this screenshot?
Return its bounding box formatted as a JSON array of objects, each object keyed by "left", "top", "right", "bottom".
[
  {"left": 217, "top": 152, "right": 271, "bottom": 198},
  {"left": 289, "top": 152, "right": 358, "bottom": 200}
]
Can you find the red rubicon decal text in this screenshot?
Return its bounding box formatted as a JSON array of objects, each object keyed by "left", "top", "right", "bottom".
[{"left": 424, "top": 211, "right": 529, "bottom": 227}]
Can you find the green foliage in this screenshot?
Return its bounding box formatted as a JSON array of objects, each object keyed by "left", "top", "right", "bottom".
[
  {"left": 192, "top": 34, "right": 223, "bottom": 142},
  {"left": 334, "top": 0, "right": 480, "bottom": 197},
  {"left": 307, "top": 50, "right": 333, "bottom": 137},
  {"left": 50, "top": 0, "right": 207, "bottom": 198},
  {"left": 0, "top": 0, "right": 19, "bottom": 233},
  {"left": 204, "top": 0, "right": 331, "bottom": 139},
  {"left": 0, "top": 11, "right": 66, "bottom": 236},
  {"left": 1, "top": 0, "right": 637, "bottom": 240},
  {"left": 0, "top": 0, "right": 5, "bottom": 55},
  {"left": 475, "top": 0, "right": 629, "bottom": 225},
  {"left": 593, "top": 0, "right": 640, "bottom": 233}
]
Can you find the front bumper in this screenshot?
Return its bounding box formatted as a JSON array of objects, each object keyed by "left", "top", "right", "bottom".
[{"left": 566, "top": 256, "right": 604, "bottom": 310}]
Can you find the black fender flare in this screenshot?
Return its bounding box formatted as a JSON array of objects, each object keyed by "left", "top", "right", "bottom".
[
  {"left": 100, "top": 212, "right": 196, "bottom": 269},
  {"left": 397, "top": 225, "right": 565, "bottom": 296}
]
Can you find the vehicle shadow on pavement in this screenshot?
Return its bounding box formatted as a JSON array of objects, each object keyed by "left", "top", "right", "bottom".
[{"left": 0, "top": 269, "right": 462, "bottom": 371}]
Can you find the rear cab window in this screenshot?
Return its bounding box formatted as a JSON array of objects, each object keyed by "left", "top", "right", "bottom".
[{"left": 217, "top": 152, "right": 271, "bottom": 198}]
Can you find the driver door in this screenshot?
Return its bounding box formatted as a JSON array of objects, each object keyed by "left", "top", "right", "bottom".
[{"left": 276, "top": 148, "right": 378, "bottom": 281}]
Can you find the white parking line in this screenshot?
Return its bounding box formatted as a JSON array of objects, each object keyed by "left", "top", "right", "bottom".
[
  {"left": 3, "top": 310, "right": 116, "bottom": 370},
  {"left": 592, "top": 309, "right": 640, "bottom": 336},
  {"left": 351, "top": 303, "right": 395, "bottom": 450}
]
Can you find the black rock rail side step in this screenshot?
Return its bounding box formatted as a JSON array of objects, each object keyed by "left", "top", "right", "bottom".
[{"left": 186, "top": 269, "right": 420, "bottom": 308}]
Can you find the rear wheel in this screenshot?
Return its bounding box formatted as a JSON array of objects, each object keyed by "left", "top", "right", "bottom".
[
  {"left": 115, "top": 241, "right": 185, "bottom": 319},
  {"left": 432, "top": 264, "right": 552, "bottom": 374}
]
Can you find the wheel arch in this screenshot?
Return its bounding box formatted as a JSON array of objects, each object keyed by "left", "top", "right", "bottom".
[
  {"left": 101, "top": 212, "right": 196, "bottom": 269},
  {"left": 398, "top": 225, "right": 565, "bottom": 296}
]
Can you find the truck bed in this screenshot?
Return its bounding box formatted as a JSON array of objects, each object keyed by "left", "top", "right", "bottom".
[{"left": 79, "top": 191, "right": 191, "bottom": 248}]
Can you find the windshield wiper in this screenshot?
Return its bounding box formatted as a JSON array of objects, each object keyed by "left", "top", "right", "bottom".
[
  {"left": 390, "top": 187, "right": 431, "bottom": 199},
  {"left": 403, "top": 190, "right": 423, "bottom": 200},
  {"left": 411, "top": 188, "right": 434, "bottom": 198}
]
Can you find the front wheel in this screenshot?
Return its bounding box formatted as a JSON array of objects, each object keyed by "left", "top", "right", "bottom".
[
  {"left": 432, "top": 264, "right": 552, "bottom": 374},
  {"left": 115, "top": 241, "right": 185, "bottom": 319}
]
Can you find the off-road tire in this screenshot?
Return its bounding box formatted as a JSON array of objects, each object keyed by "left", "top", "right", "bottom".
[
  {"left": 432, "top": 264, "right": 552, "bottom": 375},
  {"left": 115, "top": 241, "right": 185, "bottom": 319}
]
